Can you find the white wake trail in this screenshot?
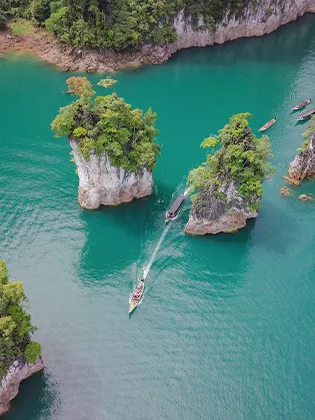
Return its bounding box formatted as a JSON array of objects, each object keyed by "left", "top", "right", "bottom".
[{"left": 143, "top": 223, "right": 171, "bottom": 279}]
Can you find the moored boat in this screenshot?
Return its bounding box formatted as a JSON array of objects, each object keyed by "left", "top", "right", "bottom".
[
  {"left": 292, "top": 98, "right": 311, "bottom": 111},
  {"left": 129, "top": 278, "right": 145, "bottom": 314},
  {"left": 165, "top": 194, "right": 186, "bottom": 222},
  {"left": 258, "top": 117, "right": 277, "bottom": 132},
  {"left": 297, "top": 108, "right": 315, "bottom": 122}
]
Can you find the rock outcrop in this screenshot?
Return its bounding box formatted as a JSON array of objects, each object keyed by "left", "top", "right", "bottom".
[
  {"left": 0, "top": 0, "right": 314, "bottom": 72},
  {"left": 284, "top": 140, "right": 315, "bottom": 186},
  {"left": 185, "top": 182, "right": 258, "bottom": 235},
  {"left": 298, "top": 193, "right": 312, "bottom": 201},
  {"left": 70, "top": 141, "right": 153, "bottom": 209},
  {"left": 0, "top": 357, "right": 44, "bottom": 415}
]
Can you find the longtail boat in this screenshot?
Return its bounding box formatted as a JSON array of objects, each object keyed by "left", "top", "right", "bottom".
[
  {"left": 292, "top": 98, "right": 311, "bottom": 111},
  {"left": 129, "top": 278, "right": 145, "bottom": 314},
  {"left": 165, "top": 194, "right": 186, "bottom": 223},
  {"left": 259, "top": 117, "right": 277, "bottom": 132},
  {"left": 297, "top": 108, "right": 315, "bottom": 122}
]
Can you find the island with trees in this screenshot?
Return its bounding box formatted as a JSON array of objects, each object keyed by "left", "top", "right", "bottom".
[
  {"left": 52, "top": 77, "right": 160, "bottom": 209},
  {"left": 285, "top": 118, "right": 315, "bottom": 186},
  {"left": 0, "top": 1, "right": 314, "bottom": 72},
  {"left": 0, "top": 260, "right": 43, "bottom": 416},
  {"left": 185, "top": 113, "right": 275, "bottom": 235}
]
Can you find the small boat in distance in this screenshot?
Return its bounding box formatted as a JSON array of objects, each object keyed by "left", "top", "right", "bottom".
[
  {"left": 129, "top": 277, "right": 145, "bottom": 314},
  {"left": 292, "top": 98, "right": 311, "bottom": 111},
  {"left": 259, "top": 117, "right": 277, "bottom": 132},
  {"left": 165, "top": 194, "right": 186, "bottom": 223},
  {"left": 297, "top": 108, "right": 315, "bottom": 122}
]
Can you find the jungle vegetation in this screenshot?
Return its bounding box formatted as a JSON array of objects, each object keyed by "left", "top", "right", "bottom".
[
  {"left": 52, "top": 77, "right": 160, "bottom": 172},
  {"left": 188, "top": 113, "right": 275, "bottom": 209},
  {"left": 0, "top": 260, "right": 41, "bottom": 378},
  {"left": 1, "top": 0, "right": 254, "bottom": 50}
]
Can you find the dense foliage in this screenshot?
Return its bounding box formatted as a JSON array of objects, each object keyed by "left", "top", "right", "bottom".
[
  {"left": 52, "top": 77, "right": 160, "bottom": 173},
  {"left": 299, "top": 116, "right": 315, "bottom": 150},
  {"left": 2, "top": 0, "right": 253, "bottom": 50},
  {"left": 188, "top": 113, "right": 275, "bottom": 208},
  {"left": 0, "top": 260, "right": 41, "bottom": 378}
]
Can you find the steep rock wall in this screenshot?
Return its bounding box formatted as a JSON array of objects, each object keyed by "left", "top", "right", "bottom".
[
  {"left": 185, "top": 183, "right": 258, "bottom": 235},
  {"left": 70, "top": 141, "right": 153, "bottom": 209},
  {"left": 284, "top": 136, "right": 315, "bottom": 185},
  {"left": 173, "top": 0, "right": 315, "bottom": 51},
  {"left": 0, "top": 357, "right": 44, "bottom": 416}
]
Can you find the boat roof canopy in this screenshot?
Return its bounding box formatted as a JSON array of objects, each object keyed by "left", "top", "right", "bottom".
[
  {"left": 302, "top": 109, "right": 315, "bottom": 117},
  {"left": 168, "top": 194, "right": 185, "bottom": 214}
]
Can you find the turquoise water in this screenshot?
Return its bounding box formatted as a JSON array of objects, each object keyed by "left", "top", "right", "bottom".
[{"left": 1, "top": 15, "right": 315, "bottom": 420}]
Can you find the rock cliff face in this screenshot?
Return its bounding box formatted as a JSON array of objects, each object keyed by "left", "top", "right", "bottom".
[
  {"left": 1, "top": 0, "right": 314, "bottom": 72},
  {"left": 70, "top": 141, "right": 153, "bottom": 209},
  {"left": 173, "top": 0, "right": 315, "bottom": 52},
  {"left": 185, "top": 182, "right": 258, "bottom": 235},
  {"left": 0, "top": 357, "right": 44, "bottom": 415},
  {"left": 284, "top": 137, "right": 315, "bottom": 185}
]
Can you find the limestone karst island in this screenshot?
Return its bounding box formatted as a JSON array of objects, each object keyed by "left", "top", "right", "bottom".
[{"left": 1, "top": 0, "right": 315, "bottom": 418}]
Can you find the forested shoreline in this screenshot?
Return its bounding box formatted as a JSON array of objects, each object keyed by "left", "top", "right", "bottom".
[{"left": 0, "top": 0, "right": 252, "bottom": 51}]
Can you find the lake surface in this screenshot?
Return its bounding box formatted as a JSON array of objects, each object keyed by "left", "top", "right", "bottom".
[{"left": 1, "top": 14, "right": 315, "bottom": 420}]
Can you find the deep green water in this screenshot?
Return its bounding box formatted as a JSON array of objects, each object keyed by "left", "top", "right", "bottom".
[{"left": 1, "top": 15, "right": 315, "bottom": 420}]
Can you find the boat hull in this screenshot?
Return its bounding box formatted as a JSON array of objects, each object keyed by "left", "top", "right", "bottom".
[
  {"left": 259, "top": 118, "right": 277, "bottom": 132},
  {"left": 129, "top": 301, "right": 139, "bottom": 314},
  {"left": 292, "top": 99, "right": 311, "bottom": 111}
]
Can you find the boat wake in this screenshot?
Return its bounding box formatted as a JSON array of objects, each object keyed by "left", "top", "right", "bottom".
[{"left": 143, "top": 223, "right": 171, "bottom": 280}]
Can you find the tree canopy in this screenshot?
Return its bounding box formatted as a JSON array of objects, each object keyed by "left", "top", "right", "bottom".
[
  {"left": 188, "top": 113, "right": 275, "bottom": 208},
  {"left": 52, "top": 77, "right": 160, "bottom": 173},
  {"left": 3, "top": 0, "right": 253, "bottom": 50},
  {"left": 0, "top": 260, "right": 41, "bottom": 378}
]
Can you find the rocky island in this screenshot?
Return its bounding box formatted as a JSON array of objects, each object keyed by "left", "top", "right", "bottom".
[
  {"left": 0, "top": 260, "right": 43, "bottom": 416},
  {"left": 285, "top": 121, "right": 315, "bottom": 186},
  {"left": 52, "top": 77, "right": 160, "bottom": 209},
  {"left": 185, "top": 113, "right": 275, "bottom": 235},
  {"left": 0, "top": 1, "right": 315, "bottom": 72}
]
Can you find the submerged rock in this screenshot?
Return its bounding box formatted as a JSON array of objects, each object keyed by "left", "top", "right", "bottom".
[
  {"left": 285, "top": 140, "right": 315, "bottom": 186},
  {"left": 185, "top": 182, "right": 258, "bottom": 235},
  {"left": 280, "top": 186, "right": 291, "bottom": 196},
  {"left": 0, "top": 357, "right": 44, "bottom": 415},
  {"left": 298, "top": 193, "right": 312, "bottom": 201},
  {"left": 70, "top": 141, "right": 153, "bottom": 209}
]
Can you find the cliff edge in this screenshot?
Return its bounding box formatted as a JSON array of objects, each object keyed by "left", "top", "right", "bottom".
[
  {"left": 285, "top": 133, "right": 315, "bottom": 185},
  {"left": 0, "top": 358, "right": 44, "bottom": 415}
]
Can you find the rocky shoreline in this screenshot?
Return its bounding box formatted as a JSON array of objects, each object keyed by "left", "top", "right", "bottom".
[
  {"left": 1, "top": 0, "right": 314, "bottom": 73},
  {"left": 0, "top": 357, "right": 44, "bottom": 416}
]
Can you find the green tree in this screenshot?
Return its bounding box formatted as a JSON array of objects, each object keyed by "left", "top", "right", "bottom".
[
  {"left": 0, "top": 0, "right": 11, "bottom": 27},
  {"left": 30, "top": 0, "right": 50, "bottom": 23},
  {"left": 52, "top": 77, "right": 160, "bottom": 172},
  {"left": 188, "top": 113, "right": 275, "bottom": 208},
  {"left": 0, "top": 261, "right": 41, "bottom": 378}
]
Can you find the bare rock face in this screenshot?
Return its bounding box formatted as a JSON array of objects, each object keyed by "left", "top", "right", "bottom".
[
  {"left": 0, "top": 357, "right": 44, "bottom": 415},
  {"left": 285, "top": 142, "right": 315, "bottom": 186},
  {"left": 173, "top": 0, "right": 315, "bottom": 52},
  {"left": 70, "top": 141, "right": 153, "bottom": 209},
  {"left": 185, "top": 183, "right": 258, "bottom": 235}
]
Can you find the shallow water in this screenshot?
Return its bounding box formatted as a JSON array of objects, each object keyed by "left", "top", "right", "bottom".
[{"left": 1, "top": 15, "right": 315, "bottom": 420}]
